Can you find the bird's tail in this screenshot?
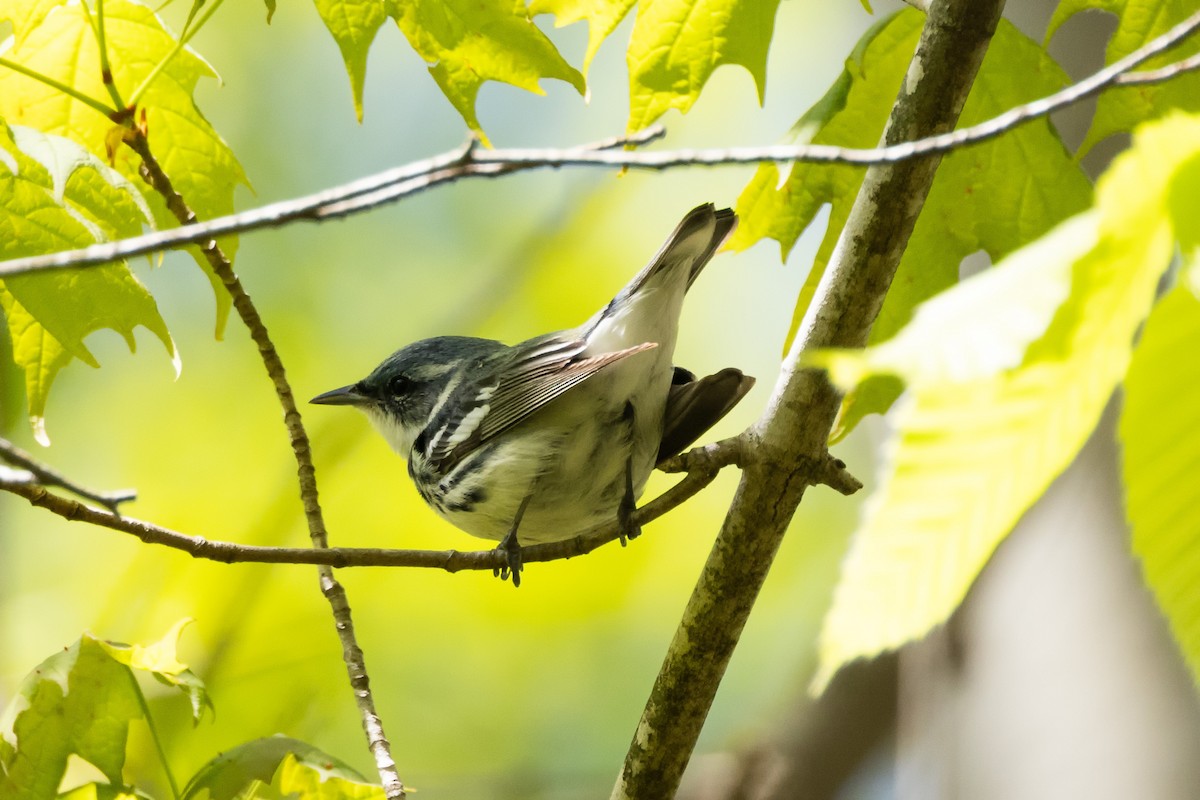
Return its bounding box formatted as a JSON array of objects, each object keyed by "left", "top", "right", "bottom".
[{"left": 622, "top": 203, "right": 738, "bottom": 299}]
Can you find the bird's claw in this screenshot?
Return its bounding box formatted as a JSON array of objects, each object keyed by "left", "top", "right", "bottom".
[
  {"left": 494, "top": 529, "right": 523, "bottom": 587},
  {"left": 617, "top": 493, "right": 641, "bottom": 547}
]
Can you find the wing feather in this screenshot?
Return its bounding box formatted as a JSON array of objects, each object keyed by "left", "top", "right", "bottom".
[{"left": 422, "top": 339, "right": 656, "bottom": 471}]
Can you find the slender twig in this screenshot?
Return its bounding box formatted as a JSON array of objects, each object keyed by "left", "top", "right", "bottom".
[
  {"left": 0, "top": 437, "right": 856, "bottom": 570},
  {"left": 122, "top": 131, "right": 405, "bottom": 799},
  {"left": 0, "top": 436, "right": 135, "bottom": 512},
  {"left": 0, "top": 126, "right": 664, "bottom": 278},
  {"left": 1116, "top": 50, "right": 1200, "bottom": 85},
  {"left": 1, "top": 12, "right": 1199, "bottom": 280},
  {"left": 610, "top": 0, "right": 1006, "bottom": 796}
]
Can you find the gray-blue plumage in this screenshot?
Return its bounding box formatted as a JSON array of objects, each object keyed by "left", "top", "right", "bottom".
[{"left": 311, "top": 204, "right": 753, "bottom": 581}]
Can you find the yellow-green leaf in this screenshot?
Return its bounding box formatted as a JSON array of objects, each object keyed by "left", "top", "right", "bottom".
[
  {"left": 392, "top": 0, "right": 585, "bottom": 146},
  {"left": 182, "top": 736, "right": 371, "bottom": 800},
  {"left": 59, "top": 783, "right": 152, "bottom": 800},
  {"left": 1117, "top": 142, "right": 1200, "bottom": 686},
  {"left": 314, "top": 0, "right": 388, "bottom": 121},
  {"left": 0, "top": 288, "right": 73, "bottom": 445},
  {"left": 0, "top": 121, "right": 176, "bottom": 443},
  {"left": 0, "top": 635, "right": 146, "bottom": 798},
  {"left": 812, "top": 113, "right": 1200, "bottom": 691},
  {"left": 1120, "top": 285, "right": 1200, "bottom": 687},
  {"left": 625, "top": 0, "right": 781, "bottom": 135},
  {"left": 98, "top": 618, "right": 212, "bottom": 722},
  {"left": 9, "top": 123, "right": 153, "bottom": 241},
  {"left": 0, "top": 0, "right": 249, "bottom": 336},
  {"left": 0, "top": 0, "right": 61, "bottom": 44},
  {"left": 733, "top": 11, "right": 1091, "bottom": 438},
  {"left": 530, "top": 0, "right": 636, "bottom": 76},
  {"left": 275, "top": 753, "right": 385, "bottom": 800},
  {"left": 811, "top": 214, "right": 1097, "bottom": 389},
  {"left": 1047, "top": 0, "right": 1200, "bottom": 155}
]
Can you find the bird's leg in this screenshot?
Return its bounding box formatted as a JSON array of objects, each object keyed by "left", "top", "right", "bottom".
[
  {"left": 618, "top": 401, "right": 642, "bottom": 546},
  {"left": 495, "top": 492, "right": 533, "bottom": 587}
]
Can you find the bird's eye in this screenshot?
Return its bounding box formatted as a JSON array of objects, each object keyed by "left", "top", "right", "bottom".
[{"left": 387, "top": 374, "right": 411, "bottom": 396}]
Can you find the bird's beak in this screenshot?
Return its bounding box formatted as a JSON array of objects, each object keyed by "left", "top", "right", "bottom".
[{"left": 310, "top": 384, "right": 369, "bottom": 406}]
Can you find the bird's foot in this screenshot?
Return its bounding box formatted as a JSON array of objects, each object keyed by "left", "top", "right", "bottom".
[
  {"left": 494, "top": 527, "right": 523, "bottom": 587},
  {"left": 617, "top": 489, "right": 641, "bottom": 547}
]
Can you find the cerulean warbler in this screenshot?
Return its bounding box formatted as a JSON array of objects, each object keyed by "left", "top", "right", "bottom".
[{"left": 311, "top": 204, "right": 753, "bottom": 585}]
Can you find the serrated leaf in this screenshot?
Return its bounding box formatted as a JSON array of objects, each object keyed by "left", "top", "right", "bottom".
[
  {"left": 810, "top": 213, "right": 1098, "bottom": 387},
  {"left": 625, "top": 0, "right": 781, "bottom": 135},
  {"left": 0, "top": 123, "right": 176, "bottom": 443},
  {"left": 0, "top": 0, "right": 249, "bottom": 336},
  {"left": 530, "top": 0, "right": 636, "bottom": 76},
  {"left": 98, "top": 618, "right": 212, "bottom": 723},
  {"left": 0, "top": 288, "right": 74, "bottom": 445},
  {"left": 0, "top": 0, "right": 62, "bottom": 45},
  {"left": 0, "top": 122, "right": 176, "bottom": 443},
  {"left": 1047, "top": 0, "right": 1200, "bottom": 156},
  {"left": 1120, "top": 285, "right": 1200, "bottom": 687},
  {"left": 182, "top": 736, "right": 370, "bottom": 800},
  {"left": 1167, "top": 140, "right": 1200, "bottom": 300},
  {"left": 733, "top": 10, "right": 1091, "bottom": 435},
  {"left": 392, "top": 0, "right": 585, "bottom": 146},
  {"left": 314, "top": 0, "right": 388, "bottom": 121},
  {"left": 0, "top": 636, "right": 145, "bottom": 799},
  {"left": 9, "top": 124, "right": 154, "bottom": 239},
  {"left": 812, "top": 113, "right": 1200, "bottom": 691}
]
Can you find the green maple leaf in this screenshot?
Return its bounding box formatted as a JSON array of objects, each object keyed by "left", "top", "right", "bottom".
[
  {"left": 625, "top": 0, "right": 782, "bottom": 135},
  {"left": 732, "top": 10, "right": 1090, "bottom": 439},
  {"left": 392, "top": 0, "right": 585, "bottom": 146}
]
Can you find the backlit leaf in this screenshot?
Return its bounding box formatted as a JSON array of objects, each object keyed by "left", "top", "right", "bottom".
[
  {"left": 182, "top": 736, "right": 370, "bottom": 800},
  {"left": 314, "top": 0, "right": 388, "bottom": 121},
  {"left": 812, "top": 113, "right": 1200, "bottom": 690},
  {"left": 392, "top": 0, "right": 585, "bottom": 146},
  {"left": 1118, "top": 142, "right": 1200, "bottom": 687},
  {"left": 1047, "top": 0, "right": 1200, "bottom": 155},
  {"left": 732, "top": 10, "right": 1090, "bottom": 436},
  {"left": 0, "top": 636, "right": 145, "bottom": 799},
  {"left": 0, "top": 0, "right": 249, "bottom": 336},
  {"left": 529, "top": 0, "right": 636, "bottom": 76},
  {"left": 0, "top": 122, "right": 175, "bottom": 443},
  {"left": 1120, "top": 285, "right": 1200, "bottom": 688},
  {"left": 625, "top": 0, "right": 782, "bottom": 135}
]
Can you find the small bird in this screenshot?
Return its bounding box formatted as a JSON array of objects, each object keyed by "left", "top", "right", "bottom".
[{"left": 311, "top": 204, "right": 753, "bottom": 585}]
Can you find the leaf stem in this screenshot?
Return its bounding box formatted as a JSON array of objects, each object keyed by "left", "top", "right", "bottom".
[
  {"left": 0, "top": 57, "right": 117, "bottom": 119},
  {"left": 81, "top": 0, "right": 127, "bottom": 110},
  {"left": 130, "top": 669, "right": 182, "bottom": 800},
  {"left": 127, "top": 0, "right": 227, "bottom": 108}
]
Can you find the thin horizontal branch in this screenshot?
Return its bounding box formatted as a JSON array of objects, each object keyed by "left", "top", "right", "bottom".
[
  {"left": 0, "top": 126, "right": 662, "bottom": 277},
  {"left": 0, "top": 436, "right": 816, "bottom": 570},
  {"left": 0, "top": 12, "right": 1197, "bottom": 280},
  {"left": 1116, "top": 50, "right": 1200, "bottom": 85},
  {"left": 0, "top": 436, "right": 135, "bottom": 512}
]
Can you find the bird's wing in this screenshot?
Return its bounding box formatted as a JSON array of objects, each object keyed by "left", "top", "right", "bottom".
[
  {"left": 420, "top": 337, "right": 657, "bottom": 471},
  {"left": 656, "top": 367, "right": 755, "bottom": 464}
]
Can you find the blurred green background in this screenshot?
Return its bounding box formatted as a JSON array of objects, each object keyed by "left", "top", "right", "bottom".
[{"left": 0, "top": 2, "right": 872, "bottom": 796}]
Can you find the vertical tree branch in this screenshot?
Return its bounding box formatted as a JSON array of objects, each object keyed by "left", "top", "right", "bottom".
[
  {"left": 123, "top": 133, "right": 405, "bottom": 798},
  {"left": 611, "top": 0, "right": 1007, "bottom": 797}
]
